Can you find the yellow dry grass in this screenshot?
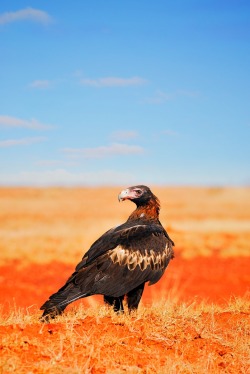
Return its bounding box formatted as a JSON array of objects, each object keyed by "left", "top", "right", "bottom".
[
  {"left": 0, "top": 186, "right": 249, "bottom": 264},
  {"left": 0, "top": 297, "right": 249, "bottom": 373}
]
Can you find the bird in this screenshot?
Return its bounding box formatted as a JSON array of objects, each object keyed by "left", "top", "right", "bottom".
[{"left": 40, "top": 185, "right": 174, "bottom": 320}]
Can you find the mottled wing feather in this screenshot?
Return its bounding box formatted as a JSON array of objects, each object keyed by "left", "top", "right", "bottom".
[
  {"left": 71, "top": 229, "right": 173, "bottom": 297},
  {"left": 76, "top": 222, "right": 167, "bottom": 270}
]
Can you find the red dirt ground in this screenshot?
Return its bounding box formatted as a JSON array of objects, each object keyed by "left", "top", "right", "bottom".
[
  {"left": 1, "top": 255, "right": 249, "bottom": 373},
  {"left": 1, "top": 311, "right": 248, "bottom": 373},
  {"left": 1, "top": 255, "right": 249, "bottom": 314}
]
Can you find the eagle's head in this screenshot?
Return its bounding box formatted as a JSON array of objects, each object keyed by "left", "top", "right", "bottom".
[{"left": 118, "top": 185, "right": 159, "bottom": 208}]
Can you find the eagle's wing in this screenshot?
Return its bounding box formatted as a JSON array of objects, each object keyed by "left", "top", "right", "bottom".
[
  {"left": 75, "top": 222, "right": 168, "bottom": 270},
  {"left": 63, "top": 221, "right": 173, "bottom": 296}
]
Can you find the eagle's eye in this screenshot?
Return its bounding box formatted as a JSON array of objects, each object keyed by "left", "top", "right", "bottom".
[{"left": 134, "top": 189, "right": 142, "bottom": 196}]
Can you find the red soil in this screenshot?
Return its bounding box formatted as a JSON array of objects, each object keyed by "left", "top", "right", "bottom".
[
  {"left": 1, "top": 312, "right": 248, "bottom": 373},
  {"left": 1, "top": 255, "right": 249, "bottom": 314},
  {"left": 1, "top": 256, "right": 249, "bottom": 373}
]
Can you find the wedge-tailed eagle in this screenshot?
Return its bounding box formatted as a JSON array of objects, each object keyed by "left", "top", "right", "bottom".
[{"left": 40, "top": 185, "right": 174, "bottom": 320}]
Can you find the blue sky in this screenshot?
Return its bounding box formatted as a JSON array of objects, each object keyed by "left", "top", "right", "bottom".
[{"left": 0, "top": 1, "right": 249, "bottom": 186}]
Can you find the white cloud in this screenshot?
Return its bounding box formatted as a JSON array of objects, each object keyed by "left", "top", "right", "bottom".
[
  {"left": 63, "top": 143, "right": 144, "bottom": 159},
  {"left": 110, "top": 131, "right": 139, "bottom": 141},
  {"left": 29, "top": 80, "right": 52, "bottom": 89},
  {"left": 0, "top": 137, "right": 46, "bottom": 148},
  {"left": 35, "top": 160, "right": 63, "bottom": 167},
  {"left": 0, "top": 7, "right": 52, "bottom": 26},
  {"left": 144, "top": 89, "right": 199, "bottom": 104},
  {"left": 176, "top": 89, "right": 199, "bottom": 98},
  {"left": 0, "top": 169, "right": 137, "bottom": 186},
  {"left": 0, "top": 115, "right": 53, "bottom": 130},
  {"left": 144, "top": 90, "right": 173, "bottom": 104},
  {"left": 35, "top": 159, "right": 77, "bottom": 167},
  {"left": 81, "top": 76, "right": 147, "bottom": 87},
  {"left": 162, "top": 130, "right": 179, "bottom": 136}
]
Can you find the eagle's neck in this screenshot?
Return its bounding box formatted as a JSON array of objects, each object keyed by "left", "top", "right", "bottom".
[{"left": 128, "top": 198, "right": 160, "bottom": 221}]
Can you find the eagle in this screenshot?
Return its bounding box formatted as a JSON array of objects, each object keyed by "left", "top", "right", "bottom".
[{"left": 40, "top": 185, "right": 174, "bottom": 320}]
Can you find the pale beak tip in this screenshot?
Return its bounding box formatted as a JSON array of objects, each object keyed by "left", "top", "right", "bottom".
[{"left": 118, "top": 188, "right": 129, "bottom": 202}]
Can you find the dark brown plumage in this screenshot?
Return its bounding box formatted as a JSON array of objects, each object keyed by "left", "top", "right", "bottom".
[{"left": 40, "top": 185, "right": 174, "bottom": 320}]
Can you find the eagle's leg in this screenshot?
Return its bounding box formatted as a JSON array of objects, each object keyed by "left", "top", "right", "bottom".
[
  {"left": 127, "top": 283, "right": 145, "bottom": 312},
  {"left": 104, "top": 296, "right": 124, "bottom": 313}
]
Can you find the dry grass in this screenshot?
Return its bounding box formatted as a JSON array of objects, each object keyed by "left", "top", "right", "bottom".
[
  {"left": 0, "top": 187, "right": 250, "bottom": 264},
  {"left": 0, "top": 297, "right": 249, "bottom": 373}
]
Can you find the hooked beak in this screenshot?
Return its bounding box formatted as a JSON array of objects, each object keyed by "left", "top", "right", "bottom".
[{"left": 118, "top": 188, "right": 130, "bottom": 202}]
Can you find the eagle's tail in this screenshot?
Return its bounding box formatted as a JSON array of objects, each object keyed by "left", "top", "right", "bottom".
[{"left": 40, "top": 282, "right": 87, "bottom": 321}]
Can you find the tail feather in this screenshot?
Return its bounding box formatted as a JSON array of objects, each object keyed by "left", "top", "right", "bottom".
[
  {"left": 40, "top": 283, "right": 87, "bottom": 321},
  {"left": 40, "top": 264, "right": 99, "bottom": 321}
]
